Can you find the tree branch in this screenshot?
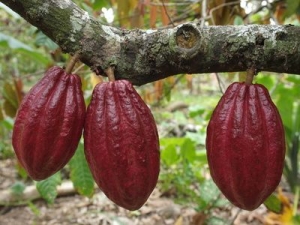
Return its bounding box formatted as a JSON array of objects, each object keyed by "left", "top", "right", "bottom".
[{"left": 1, "top": 0, "right": 300, "bottom": 85}]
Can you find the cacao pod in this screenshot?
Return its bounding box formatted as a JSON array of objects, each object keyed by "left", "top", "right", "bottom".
[
  {"left": 206, "top": 82, "right": 285, "bottom": 210},
  {"left": 84, "top": 80, "right": 160, "bottom": 211},
  {"left": 12, "top": 66, "right": 85, "bottom": 181}
]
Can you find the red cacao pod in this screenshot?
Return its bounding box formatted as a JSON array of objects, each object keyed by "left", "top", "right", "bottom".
[
  {"left": 84, "top": 80, "right": 160, "bottom": 211},
  {"left": 206, "top": 82, "right": 285, "bottom": 210},
  {"left": 12, "top": 66, "right": 85, "bottom": 181}
]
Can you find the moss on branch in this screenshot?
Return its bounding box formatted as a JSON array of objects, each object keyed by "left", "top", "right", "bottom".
[{"left": 1, "top": 0, "right": 300, "bottom": 85}]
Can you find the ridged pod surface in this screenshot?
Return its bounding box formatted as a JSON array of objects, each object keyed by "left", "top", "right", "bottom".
[
  {"left": 84, "top": 80, "right": 160, "bottom": 211},
  {"left": 12, "top": 66, "right": 85, "bottom": 181},
  {"left": 206, "top": 82, "right": 285, "bottom": 210}
]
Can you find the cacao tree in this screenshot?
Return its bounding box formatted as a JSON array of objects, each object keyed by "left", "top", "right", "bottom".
[{"left": 1, "top": 0, "right": 300, "bottom": 222}]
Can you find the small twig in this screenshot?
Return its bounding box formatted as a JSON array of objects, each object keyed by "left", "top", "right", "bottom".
[
  {"left": 105, "top": 66, "right": 115, "bottom": 82},
  {"left": 160, "top": 0, "right": 175, "bottom": 27},
  {"left": 269, "top": 73, "right": 283, "bottom": 95},
  {"left": 242, "top": 0, "right": 281, "bottom": 21},
  {"left": 154, "top": 74, "right": 185, "bottom": 106},
  {"left": 209, "top": 1, "right": 240, "bottom": 25},
  {"left": 73, "top": 63, "right": 85, "bottom": 74},
  {"left": 200, "top": 0, "right": 207, "bottom": 27},
  {"left": 231, "top": 208, "right": 242, "bottom": 225},
  {"left": 215, "top": 73, "right": 224, "bottom": 94},
  {"left": 65, "top": 52, "right": 81, "bottom": 74},
  {"left": 168, "top": 1, "right": 202, "bottom": 25},
  {"left": 293, "top": 186, "right": 299, "bottom": 216},
  {"left": 150, "top": 2, "right": 193, "bottom": 6}
]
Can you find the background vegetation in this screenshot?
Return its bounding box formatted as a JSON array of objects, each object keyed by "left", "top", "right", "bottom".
[{"left": 1, "top": 0, "right": 300, "bottom": 224}]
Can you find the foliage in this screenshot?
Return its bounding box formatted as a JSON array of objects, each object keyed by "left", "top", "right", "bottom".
[
  {"left": 264, "top": 188, "right": 300, "bottom": 225},
  {"left": 36, "top": 173, "right": 62, "bottom": 204},
  {"left": 0, "top": 116, "right": 14, "bottom": 159},
  {"left": 159, "top": 135, "right": 229, "bottom": 222},
  {"left": 0, "top": 1, "right": 300, "bottom": 224},
  {"left": 255, "top": 74, "right": 300, "bottom": 192},
  {"left": 255, "top": 74, "right": 300, "bottom": 219},
  {"left": 10, "top": 181, "right": 26, "bottom": 196},
  {"left": 69, "top": 141, "right": 95, "bottom": 197}
]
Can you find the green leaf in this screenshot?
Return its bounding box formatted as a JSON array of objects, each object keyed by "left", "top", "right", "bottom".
[
  {"left": 233, "top": 16, "right": 244, "bottom": 25},
  {"left": 189, "top": 105, "right": 205, "bottom": 118},
  {"left": 27, "top": 201, "right": 40, "bottom": 216},
  {"left": 264, "top": 193, "right": 282, "bottom": 213},
  {"left": 0, "top": 32, "right": 51, "bottom": 65},
  {"left": 199, "top": 179, "right": 220, "bottom": 205},
  {"left": 195, "top": 197, "right": 209, "bottom": 211},
  {"left": 17, "top": 48, "right": 51, "bottom": 65},
  {"left": 69, "top": 142, "right": 94, "bottom": 197},
  {"left": 293, "top": 215, "right": 300, "bottom": 223},
  {"left": 3, "top": 82, "right": 19, "bottom": 109},
  {"left": 1, "top": 116, "right": 14, "bottom": 130},
  {"left": 0, "top": 33, "right": 32, "bottom": 50},
  {"left": 293, "top": 104, "right": 300, "bottom": 134},
  {"left": 10, "top": 181, "right": 26, "bottom": 196},
  {"left": 93, "top": 0, "right": 109, "bottom": 10},
  {"left": 35, "top": 31, "right": 58, "bottom": 50},
  {"left": 285, "top": 0, "right": 300, "bottom": 18},
  {"left": 213, "top": 198, "right": 229, "bottom": 208},
  {"left": 286, "top": 75, "right": 300, "bottom": 85},
  {"left": 276, "top": 87, "right": 294, "bottom": 137},
  {"left": 255, "top": 75, "right": 275, "bottom": 91},
  {"left": 161, "top": 144, "right": 179, "bottom": 166},
  {"left": 180, "top": 138, "right": 196, "bottom": 163},
  {"left": 36, "top": 172, "right": 61, "bottom": 204},
  {"left": 195, "top": 150, "right": 208, "bottom": 165},
  {"left": 160, "top": 137, "right": 186, "bottom": 148},
  {"left": 249, "top": 13, "right": 263, "bottom": 24},
  {"left": 16, "top": 162, "right": 28, "bottom": 180},
  {"left": 185, "top": 131, "right": 206, "bottom": 146},
  {"left": 163, "top": 81, "right": 172, "bottom": 102},
  {"left": 3, "top": 99, "right": 17, "bottom": 118},
  {"left": 0, "top": 104, "right": 3, "bottom": 121}
]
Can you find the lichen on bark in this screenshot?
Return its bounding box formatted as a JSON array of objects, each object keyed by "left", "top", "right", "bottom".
[{"left": 1, "top": 0, "right": 300, "bottom": 85}]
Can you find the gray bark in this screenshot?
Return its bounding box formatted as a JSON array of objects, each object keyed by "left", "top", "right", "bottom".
[{"left": 1, "top": 0, "right": 300, "bottom": 85}]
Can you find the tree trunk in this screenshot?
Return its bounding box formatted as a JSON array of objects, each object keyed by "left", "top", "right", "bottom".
[{"left": 1, "top": 0, "right": 300, "bottom": 85}]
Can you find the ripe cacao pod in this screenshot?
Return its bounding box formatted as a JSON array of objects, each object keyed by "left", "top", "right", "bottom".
[
  {"left": 12, "top": 66, "right": 85, "bottom": 181},
  {"left": 84, "top": 80, "right": 160, "bottom": 211},
  {"left": 206, "top": 82, "right": 285, "bottom": 210}
]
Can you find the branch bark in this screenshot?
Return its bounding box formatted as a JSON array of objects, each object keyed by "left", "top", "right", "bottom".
[{"left": 1, "top": 0, "right": 300, "bottom": 85}]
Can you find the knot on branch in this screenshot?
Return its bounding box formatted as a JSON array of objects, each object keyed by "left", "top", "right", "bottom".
[{"left": 176, "top": 24, "right": 199, "bottom": 49}]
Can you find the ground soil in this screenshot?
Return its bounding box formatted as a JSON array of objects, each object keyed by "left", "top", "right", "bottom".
[{"left": 0, "top": 158, "right": 285, "bottom": 225}]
